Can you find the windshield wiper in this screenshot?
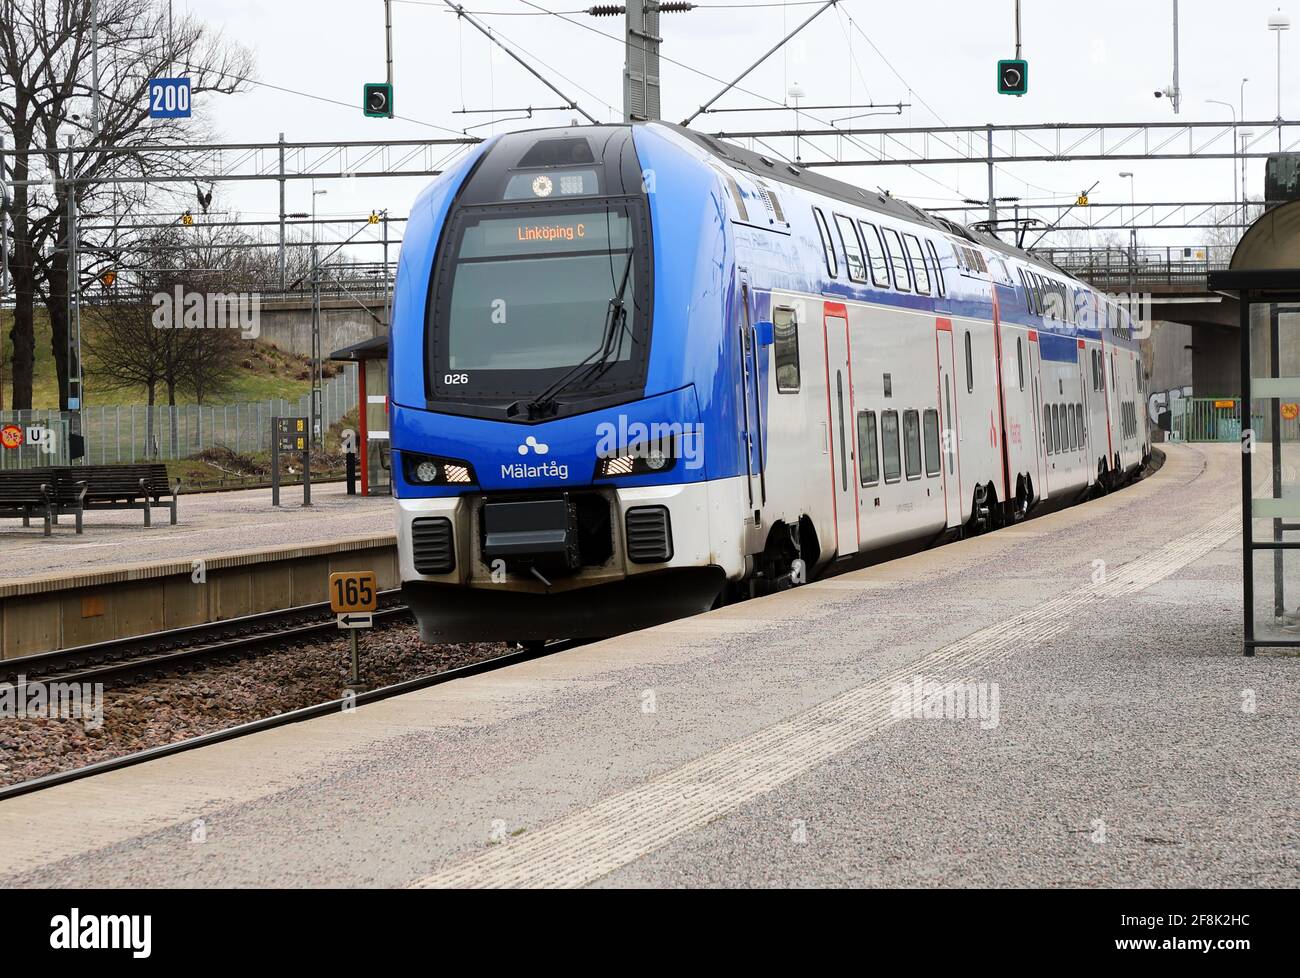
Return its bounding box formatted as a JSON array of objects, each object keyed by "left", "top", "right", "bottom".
[{"left": 526, "top": 247, "right": 636, "bottom": 420}]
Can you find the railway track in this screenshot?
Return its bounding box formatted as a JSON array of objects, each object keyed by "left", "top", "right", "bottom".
[
  {"left": 0, "top": 592, "right": 412, "bottom": 687},
  {"left": 0, "top": 638, "right": 580, "bottom": 802}
]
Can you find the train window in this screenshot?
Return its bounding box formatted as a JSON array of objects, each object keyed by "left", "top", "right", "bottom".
[
  {"left": 926, "top": 240, "right": 946, "bottom": 297},
  {"left": 1046, "top": 281, "right": 1061, "bottom": 323},
  {"left": 858, "top": 221, "right": 892, "bottom": 288},
  {"left": 1043, "top": 404, "right": 1052, "bottom": 454},
  {"left": 773, "top": 305, "right": 800, "bottom": 393},
  {"left": 964, "top": 331, "right": 974, "bottom": 393},
  {"left": 1090, "top": 350, "right": 1099, "bottom": 391},
  {"left": 882, "top": 410, "right": 902, "bottom": 483},
  {"left": 903, "top": 410, "right": 922, "bottom": 480},
  {"left": 903, "top": 234, "right": 931, "bottom": 294},
  {"left": 834, "top": 214, "right": 868, "bottom": 282},
  {"left": 1067, "top": 404, "right": 1077, "bottom": 450},
  {"left": 812, "top": 207, "right": 838, "bottom": 278},
  {"left": 1016, "top": 337, "right": 1025, "bottom": 391},
  {"left": 923, "top": 409, "right": 941, "bottom": 477},
  {"left": 1051, "top": 404, "right": 1060, "bottom": 454},
  {"left": 881, "top": 227, "right": 913, "bottom": 292},
  {"left": 1077, "top": 401, "right": 1085, "bottom": 446},
  {"left": 857, "top": 411, "right": 880, "bottom": 486},
  {"left": 1018, "top": 270, "right": 1032, "bottom": 313},
  {"left": 1111, "top": 352, "right": 1117, "bottom": 390}
]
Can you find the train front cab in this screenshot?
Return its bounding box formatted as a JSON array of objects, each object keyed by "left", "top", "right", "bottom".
[{"left": 391, "top": 125, "right": 744, "bottom": 642}]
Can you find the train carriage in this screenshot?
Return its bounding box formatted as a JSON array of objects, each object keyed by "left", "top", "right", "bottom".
[{"left": 389, "top": 122, "right": 1150, "bottom": 643}]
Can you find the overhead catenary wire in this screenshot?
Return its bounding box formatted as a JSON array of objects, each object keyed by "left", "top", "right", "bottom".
[{"left": 509, "top": 0, "right": 969, "bottom": 200}]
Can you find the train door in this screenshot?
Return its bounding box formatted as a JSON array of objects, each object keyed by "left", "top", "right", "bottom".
[
  {"left": 1077, "top": 342, "right": 1092, "bottom": 474},
  {"left": 736, "top": 278, "right": 765, "bottom": 542},
  {"left": 823, "top": 303, "right": 859, "bottom": 557},
  {"left": 935, "top": 317, "right": 963, "bottom": 528},
  {"left": 1028, "top": 331, "right": 1046, "bottom": 499}
]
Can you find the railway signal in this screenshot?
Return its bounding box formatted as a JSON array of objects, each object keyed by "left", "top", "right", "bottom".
[
  {"left": 998, "top": 59, "right": 1029, "bottom": 96},
  {"left": 363, "top": 82, "right": 393, "bottom": 118}
]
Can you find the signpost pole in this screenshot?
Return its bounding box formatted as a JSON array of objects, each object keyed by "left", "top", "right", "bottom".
[
  {"left": 303, "top": 433, "right": 312, "bottom": 507},
  {"left": 349, "top": 630, "right": 361, "bottom": 690},
  {"left": 271, "top": 416, "right": 281, "bottom": 507}
]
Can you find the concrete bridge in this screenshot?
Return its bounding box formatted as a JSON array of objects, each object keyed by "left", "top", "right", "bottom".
[{"left": 1032, "top": 244, "right": 1246, "bottom": 399}]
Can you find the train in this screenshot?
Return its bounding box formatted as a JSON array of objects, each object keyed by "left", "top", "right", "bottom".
[{"left": 388, "top": 122, "right": 1150, "bottom": 643}]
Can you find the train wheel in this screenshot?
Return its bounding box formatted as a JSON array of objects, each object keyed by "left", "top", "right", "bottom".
[
  {"left": 1094, "top": 458, "right": 1110, "bottom": 497},
  {"left": 1013, "top": 475, "right": 1031, "bottom": 522}
]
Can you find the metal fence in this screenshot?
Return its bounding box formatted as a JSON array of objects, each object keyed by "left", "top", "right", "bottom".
[
  {"left": 0, "top": 416, "right": 71, "bottom": 468},
  {"left": 0, "top": 365, "right": 358, "bottom": 467},
  {"left": 1172, "top": 397, "right": 1243, "bottom": 443},
  {"left": 1171, "top": 399, "right": 1300, "bottom": 443},
  {"left": 1031, "top": 245, "right": 1235, "bottom": 292}
]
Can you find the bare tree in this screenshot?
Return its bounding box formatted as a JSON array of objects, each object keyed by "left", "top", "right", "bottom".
[{"left": 0, "top": 0, "right": 254, "bottom": 409}]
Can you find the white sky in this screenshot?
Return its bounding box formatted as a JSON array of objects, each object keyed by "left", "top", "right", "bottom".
[{"left": 172, "top": 0, "right": 1300, "bottom": 250}]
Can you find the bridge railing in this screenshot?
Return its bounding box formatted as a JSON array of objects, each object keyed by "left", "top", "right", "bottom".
[
  {"left": 71, "top": 261, "right": 396, "bottom": 308},
  {"left": 1031, "top": 245, "right": 1234, "bottom": 291}
]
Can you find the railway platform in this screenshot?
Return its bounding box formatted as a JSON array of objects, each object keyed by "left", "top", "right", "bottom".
[
  {"left": 0, "top": 481, "right": 392, "bottom": 586},
  {"left": 0, "top": 443, "right": 1295, "bottom": 887},
  {"left": 0, "top": 483, "right": 395, "bottom": 658}
]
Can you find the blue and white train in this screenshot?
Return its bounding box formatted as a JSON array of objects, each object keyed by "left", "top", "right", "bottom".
[{"left": 389, "top": 123, "right": 1150, "bottom": 643}]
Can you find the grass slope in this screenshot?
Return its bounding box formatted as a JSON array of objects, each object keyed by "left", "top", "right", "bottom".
[{"left": 1, "top": 308, "right": 317, "bottom": 409}]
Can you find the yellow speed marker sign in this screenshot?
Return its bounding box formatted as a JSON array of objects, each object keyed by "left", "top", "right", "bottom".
[
  {"left": 330, "top": 571, "right": 378, "bottom": 614},
  {"left": 1076, "top": 194, "right": 1089, "bottom": 207}
]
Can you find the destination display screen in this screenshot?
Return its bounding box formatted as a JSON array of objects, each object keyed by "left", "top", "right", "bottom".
[{"left": 457, "top": 211, "right": 631, "bottom": 259}]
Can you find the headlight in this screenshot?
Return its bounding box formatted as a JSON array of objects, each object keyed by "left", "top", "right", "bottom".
[
  {"left": 593, "top": 439, "right": 678, "bottom": 479},
  {"left": 402, "top": 451, "right": 477, "bottom": 486}
]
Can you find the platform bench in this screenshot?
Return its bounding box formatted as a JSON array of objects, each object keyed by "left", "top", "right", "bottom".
[
  {"left": 68, "top": 464, "right": 180, "bottom": 526},
  {"left": 0, "top": 469, "right": 58, "bottom": 535}
]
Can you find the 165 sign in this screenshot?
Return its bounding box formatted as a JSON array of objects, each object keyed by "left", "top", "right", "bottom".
[{"left": 148, "top": 78, "right": 192, "bottom": 119}]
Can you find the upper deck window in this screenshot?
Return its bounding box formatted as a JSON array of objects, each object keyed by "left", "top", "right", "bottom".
[
  {"left": 834, "top": 215, "right": 868, "bottom": 282},
  {"left": 881, "top": 227, "right": 913, "bottom": 292},
  {"left": 859, "top": 221, "right": 893, "bottom": 288},
  {"left": 903, "top": 234, "right": 931, "bottom": 295},
  {"left": 926, "top": 240, "right": 946, "bottom": 297},
  {"left": 812, "top": 207, "right": 838, "bottom": 278}
]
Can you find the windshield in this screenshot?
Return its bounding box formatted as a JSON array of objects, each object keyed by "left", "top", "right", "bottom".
[{"left": 428, "top": 200, "right": 650, "bottom": 409}]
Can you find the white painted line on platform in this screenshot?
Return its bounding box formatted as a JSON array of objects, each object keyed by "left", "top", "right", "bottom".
[{"left": 410, "top": 509, "right": 1241, "bottom": 889}]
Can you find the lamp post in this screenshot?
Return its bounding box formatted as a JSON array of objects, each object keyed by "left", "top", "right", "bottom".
[
  {"left": 1268, "top": 9, "right": 1291, "bottom": 151},
  {"left": 788, "top": 82, "right": 806, "bottom": 164},
  {"left": 1241, "top": 78, "right": 1250, "bottom": 225},
  {"left": 1119, "top": 172, "right": 1137, "bottom": 289},
  {"left": 1207, "top": 99, "right": 1239, "bottom": 224},
  {"left": 1240, "top": 130, "right": 1255, "bottom": 223},
  {"left": 311, "top": 188, "right": 328, "bottom": 442}
]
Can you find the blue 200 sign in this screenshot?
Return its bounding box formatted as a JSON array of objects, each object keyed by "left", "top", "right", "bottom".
[{"left": 148, "top": 78, "right": 192, "bottom": 119}]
